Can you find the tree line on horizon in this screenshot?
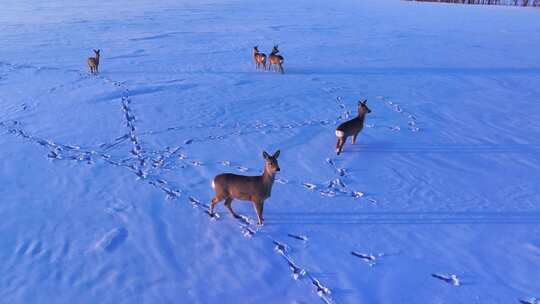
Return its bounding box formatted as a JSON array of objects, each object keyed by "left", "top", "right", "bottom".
[{"left": 407, "top": 0, "right": 540, "bottom": 7}]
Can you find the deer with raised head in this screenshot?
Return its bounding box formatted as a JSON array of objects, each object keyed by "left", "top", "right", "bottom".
[
  {"left": 253, "top": 46, "right": 267, "bottom": 70},
  {"left": 335, "top": 99, "right": 371, "bottom": 155},
  {"left": 268, "top": 45, "right": 284, "bottom": 74},
  {"left": 87, "top": 49, "right": 100, "bottom": 74},
  {"left": 209, "top": 150, "right": 281, "bottom": 225}
]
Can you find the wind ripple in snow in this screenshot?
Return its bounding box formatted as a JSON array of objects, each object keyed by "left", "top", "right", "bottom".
[{"left": 93, "top": 228, "right": 128, "bottom": 253}]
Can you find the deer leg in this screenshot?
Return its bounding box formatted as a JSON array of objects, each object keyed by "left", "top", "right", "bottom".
[
  {"left": 279, "top": 64, "right": 284, "bottom": 74},
  {"left": 352, "top": 132, "right": 359, "bottom": 144},
  {"left": 209, "top": 195, "right": 222, "bottom": 215},
  {"left": 224, "top": 198, "right": 240, "bottom": 218},
  {"left": 253, "top": 200, "right": 264, "bottom": 225},
  {"left": 337, "top": 136, "right": 346, "bottom": 155}
]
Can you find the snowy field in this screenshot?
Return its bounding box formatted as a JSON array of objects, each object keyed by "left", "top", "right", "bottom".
[{"left": 1, "top": 0, "right": 540, "bottom": 303}]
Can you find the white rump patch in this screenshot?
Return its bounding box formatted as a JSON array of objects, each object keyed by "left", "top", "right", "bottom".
[
  {"left": 335, "top": 130, "right": 345, "bottom": 138},
  {"left": 211, "top": 180, "right": 215, "bottom": 189}
]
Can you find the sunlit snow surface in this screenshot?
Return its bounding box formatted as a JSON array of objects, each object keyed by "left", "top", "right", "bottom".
[{"left": 1, "top": 0, "right": 540, "bottom": 303}]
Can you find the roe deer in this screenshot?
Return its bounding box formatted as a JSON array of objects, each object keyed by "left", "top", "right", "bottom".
[
  {"left": 209, "top": 150, "right": 281, "bottom": 225},
  {"left": 253, "top": 46, "right": 267, "bottom": 70},
  {"left": 335, "top": 99, "right": 371, "bottom": 155},
  {"left": 268, "top": 45, "right": 284, "bottom": 74},
  {"left": 87, "top": 49, "right": 100, "bottom": 74}
]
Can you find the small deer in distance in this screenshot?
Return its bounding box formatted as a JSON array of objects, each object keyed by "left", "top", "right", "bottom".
[
  {"left": 253, "top": 46, "right": 267, "bottom": 70},
  {"left": 209, "top": 150, "right": 281, "bottom": 225},
  {"left": 268, "top": 45, "right": 284, "bottom": 74},
  {"left": 87, "top": 49, "right": 100, "bottom": 74},
  {"left": 335, "top": 99, "right": 371, "bottom": 155}
]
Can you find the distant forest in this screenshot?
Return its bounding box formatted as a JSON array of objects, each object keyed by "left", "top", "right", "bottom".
[{"left": 407, "top": 0, "right": 540, "bottom": 6}]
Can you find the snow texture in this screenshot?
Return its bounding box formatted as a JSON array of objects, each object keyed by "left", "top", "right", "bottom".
[{"left": 1, "top": 0, "right": 540, "bottom": 303}]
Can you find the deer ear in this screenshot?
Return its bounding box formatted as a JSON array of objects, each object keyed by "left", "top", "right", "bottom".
[
  {"left": 363, "top": 99, "right": 367, "bottom": 104},
  {"left": 273, "top": 150, "right": 281, "bottom": 159},
  {"left": 263, "top": 151, "right": 270, "bottom": 160}
]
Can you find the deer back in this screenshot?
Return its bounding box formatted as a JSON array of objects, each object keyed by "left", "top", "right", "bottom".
[
  {"left": 214, "top": 173, "right": 273, "bottom": 201},
  {"left": 269, "top": 53, "right": 283, "bottom": 64},
  {"left": 336, "top": 115, "right": 366, "bottom": 136}
]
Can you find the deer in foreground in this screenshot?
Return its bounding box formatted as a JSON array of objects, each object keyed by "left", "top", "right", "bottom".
[
  {"left": 209, "top": 150, "right": 281, "bottom": 225},
  {"left": 268, "top": 45, "right": 284, "bottom": 74},
  {"left": 335, "top": 99, "right": 371, "bottom": 155},
  {"left": 87, "top": 49, "right": 100, "bottom": 74},
  {"left": 253, "top": 46, "right": 267, "bottom": 70}
]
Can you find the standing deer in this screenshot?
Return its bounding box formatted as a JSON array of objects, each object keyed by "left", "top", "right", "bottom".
[
  {"left": 209, "top": 150, "right": 281, "bottom": 225},
  {"left": 335, "top": 99, "right": 371, "bottom": 155},
  {"left": 87, "top": 49, "right": 100, "bottom": 74},
  {"left": 253, "top": 46, "right": 267, "bottom": 70},
  {"left": 268, "top": 45, "right": 284, "bottom": 74}
]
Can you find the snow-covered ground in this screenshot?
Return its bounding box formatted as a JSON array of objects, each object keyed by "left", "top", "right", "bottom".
[{"left": 1, "top": 0, "right": 540, "bottom": 303}]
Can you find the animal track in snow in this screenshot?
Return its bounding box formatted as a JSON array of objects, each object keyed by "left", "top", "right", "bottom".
[
  {"left": 1, "top": 61, "right": 336, "bottom": 303},
  {"left": 287, "top": 233, "right": 308, "bottom": 242},
  {"left": 350, "top": 251, "right": 387, "bottom": 267},
  {"left": 189, "top": 191, "right": 333, "bottom": 302},
  {"left": 520, "top": 297, "right": 540, "bottom": 304},
  {"left": 324, "top": 157, "right": 369, "bottom": 200},
  {"left": 377, "top": 96, "right": 420, "bottom": 132},
  {"left": 431, "top": 273, "right": 460, "bottom": 286}
]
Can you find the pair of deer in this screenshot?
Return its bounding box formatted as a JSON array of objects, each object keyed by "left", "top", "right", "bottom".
[
  {"left": 253, "top": 45, "right": 284, "bottom": 74},
  {"left": 209, "top": 99, "right": 371, "bottom": 225}
]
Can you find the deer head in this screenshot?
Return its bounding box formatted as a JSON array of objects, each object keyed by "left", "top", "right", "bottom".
[
  {"left": 262, "top": 150, "right": 281, "bottom": 174},
  {"left": 358, "top": 99, "right": 371, "bottom": 114}
]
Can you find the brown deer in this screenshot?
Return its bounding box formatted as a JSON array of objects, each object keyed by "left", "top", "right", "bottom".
[
  {"left": 87, "top": 49, "right": 100, "bottom": 74},
  {"left": 335, "top": 99, "right": 371, "bottom": 155},
  {"left": 253, "top": 46, "right": 267, "bottom": 70},
  {"left": 268, "top": 45, "right": 284, "bottom": 74},
  {"left": 209, "top": 150, "right": 281, "bottom": 225}
]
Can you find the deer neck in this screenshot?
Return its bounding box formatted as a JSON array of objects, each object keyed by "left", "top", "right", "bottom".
[
  {"left": 357, "top": 111, "right": 366, "bottom": 124},
  {"left": 261, "top": 168, "right": 276, "bottom": 192},
  {"left": 95, "top": 54, "right": 100, "bottom": 64}
]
